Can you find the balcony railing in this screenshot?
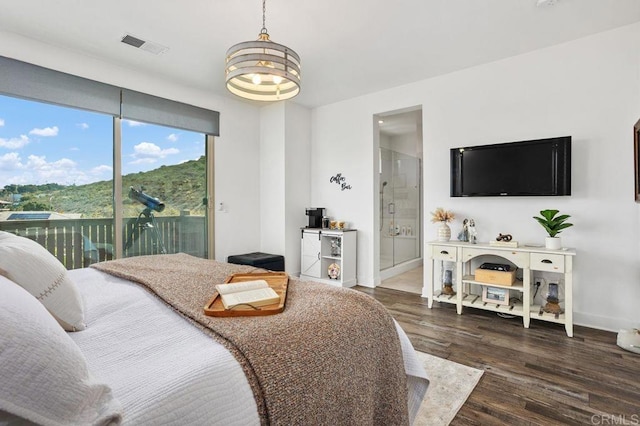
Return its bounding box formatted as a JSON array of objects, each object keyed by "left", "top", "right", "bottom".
[{"left": 0, "top": 213, "right": 206, "bottom": 270}]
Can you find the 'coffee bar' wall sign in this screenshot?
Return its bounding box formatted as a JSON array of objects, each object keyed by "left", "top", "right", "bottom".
[{"left": 330, "top": 173, "right": 352, "bottom": 191}]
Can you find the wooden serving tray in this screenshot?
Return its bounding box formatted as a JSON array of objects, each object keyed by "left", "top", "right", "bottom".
[{"left": 203, "top": 272, "right": 289, "bottom": 317}]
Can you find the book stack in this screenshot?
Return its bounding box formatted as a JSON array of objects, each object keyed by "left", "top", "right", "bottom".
[{"left": 489, "top": 240, "right": 518, "bottom": 248}]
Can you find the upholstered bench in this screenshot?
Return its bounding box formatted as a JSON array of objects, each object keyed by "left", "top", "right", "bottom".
[{"left": 227, "top": 252, "right": 285, "bottom": 272}]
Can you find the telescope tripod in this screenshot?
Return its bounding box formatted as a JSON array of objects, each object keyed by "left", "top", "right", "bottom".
[{"left": 124, "top": 207, "right": 167, "bottom": 255}]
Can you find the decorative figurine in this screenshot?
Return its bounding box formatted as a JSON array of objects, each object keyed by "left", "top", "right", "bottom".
[
  {"left": 496, "top": 233, "right": 513, "bottom": 242},
  {"left": 330, "top": 238, "right": 341, "bottom": 256},
  {"left": 489, "top": 232, "right": 519, "bottom": 247},
  {"left": 457, "top": 219, "right": 469, "bottom": 242},
  {"left": 468, "top": 219, "right": 477, "bottom": 244}
]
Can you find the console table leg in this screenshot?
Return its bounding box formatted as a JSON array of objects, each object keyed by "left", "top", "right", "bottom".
[
  {"left": 522, "top": 268, "right": 531, "bottom": 329},
  {"left": 456, "top": 260, "right": 463, "bottom": 315},
  {"left": 565, "top": 323, "right": 573, "bottom": 337},
  {"left": 426, "top": 259, "right": 434, "bottom": 308},
  {"left": 564, "top": 262, "right": 573, "bottom": 337}
]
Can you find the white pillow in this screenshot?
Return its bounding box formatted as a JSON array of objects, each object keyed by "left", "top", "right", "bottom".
[
  {"left": 0, "top": 275, "right": 122, "bottom": 426},
  {"left": 0, "top": 231, "right": 86, "bottom": 331}
]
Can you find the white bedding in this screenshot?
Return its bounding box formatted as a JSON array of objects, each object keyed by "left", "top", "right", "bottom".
[{"left": 67, "top": 268, "right": 428, "bottom": 425}]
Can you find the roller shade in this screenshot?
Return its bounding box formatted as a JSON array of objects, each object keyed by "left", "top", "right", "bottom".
[
  {"left": 0, "top": 56, "right": 120, "bottom": 116},
  {"left": 0, "top": 56, "right": 220, "bottom": 136},
  {"left": 121, "top": 89, "right": 219, "bottom": 136}
]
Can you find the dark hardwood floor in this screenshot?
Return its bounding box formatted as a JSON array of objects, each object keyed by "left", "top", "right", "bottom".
[{"left": 356, "top": 286, "right": 640, "bottom": 426}]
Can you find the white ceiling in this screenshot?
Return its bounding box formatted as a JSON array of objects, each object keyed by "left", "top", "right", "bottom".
[{"left": 1, "top": 0, "right": 640, "bottom": 109}]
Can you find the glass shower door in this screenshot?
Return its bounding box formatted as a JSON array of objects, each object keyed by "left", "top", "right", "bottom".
[{"left": 380, "top": 148, "right": 420, "bottom": 270}]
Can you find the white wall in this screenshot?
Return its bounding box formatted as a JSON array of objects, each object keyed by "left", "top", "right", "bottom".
[
  {"left": 0, "top": 30, "right": 263, "bottom": 263},
  {"left": 383, "top": 132, "right": 421, "bottom": 159},
  {"left": 310, "top": 23, "right": 640, "bottom": 331},
  {"left": 312, "top": 105, "right": 379, "bottom": 283},
  {"left": 259, "top": 104, "right": 286, "bottom": 256},
  {"left": 259, "top": 102, "right": 311, "bottom": 274},
  {"left": 283, "top": 102, "right": 312, "bottom": 275}
]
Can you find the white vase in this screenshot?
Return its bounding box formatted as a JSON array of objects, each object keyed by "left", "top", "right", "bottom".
[
  {"left": 545, "top": 236, "right": 561, "bottom": 250},
  {"left": 437, "top": 222, "right": 451, "bottom": 241}
]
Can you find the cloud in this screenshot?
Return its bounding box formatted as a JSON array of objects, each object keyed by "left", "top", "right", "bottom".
[
  {"left": 167, "top": 133, "right": 179, "bottom": 142},
  {"left": 0, "top": 119, "right": 4, "bottom": 127},
  {"left": 129, "top": 142, "right": 179, "bottom": 165},
  {"left": 123, "top": 119, "right": 146, "bottom": 127},
  {"left": 129, "top": 157, "right": 157, "bottom": 165},
  {"left": 0, "top": 153, "right": 97, "bottom": 185},
  {"left": 76, "top": 123, "right": 89, "bottom": 130},
  {"left": 27, "top": 154, "right": 76, "bottom": 171},
  {"left": 90, "top": 165, "right": 112, "bottom": 175},
  {"left": 29, "top": 126, "right": 59, "bottom": 137},
  {"left": 0, "top": 152, "right": 21, "bottom": 170},
  {"left": 0, "top": 135, "right": 29, "bottom": 149}
]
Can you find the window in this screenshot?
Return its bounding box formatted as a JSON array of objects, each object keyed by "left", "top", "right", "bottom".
[
  {"left": 0, "top": 94, "right": 114, "bottom": 268},
  {"left": 0, "top": 56, "right": 219, "bottom": 267},
  {"left": 0, "top": 98, "right": 213, "bottom": 267},
  {"left": 121, "top": 120, "right": 207, "bottom": 258}
]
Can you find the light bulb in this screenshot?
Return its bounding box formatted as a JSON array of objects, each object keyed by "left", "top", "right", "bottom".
[
  {"left": 252, "top": 74, "right": 262, "bottom": 85},
  {"left": 273, "top": 75, "right": 283, "bottom": 85}
]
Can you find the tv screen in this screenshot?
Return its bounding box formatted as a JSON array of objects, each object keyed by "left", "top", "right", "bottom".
[{"left": 450, "top": 136, "right": 571, "bottom": 197}]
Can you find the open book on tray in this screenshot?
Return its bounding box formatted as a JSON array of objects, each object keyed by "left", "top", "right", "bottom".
[
  {"left": 215, "top": 279, "right": 280, "bottom": 310},
  {"left": 203, "top": 272, "right": 289, "bottom": 317}
]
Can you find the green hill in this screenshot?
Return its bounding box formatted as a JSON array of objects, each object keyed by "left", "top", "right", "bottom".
[{"left": 3, "top": 156, "right": 207, "bottom": 218}]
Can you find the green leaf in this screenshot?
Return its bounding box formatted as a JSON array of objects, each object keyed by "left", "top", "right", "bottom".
[
  {"left": 540, "top": 209, "right": 558, "bottom": 221},
  {"left": 534, "top": 209, "right": 573, "bottom": 237}
]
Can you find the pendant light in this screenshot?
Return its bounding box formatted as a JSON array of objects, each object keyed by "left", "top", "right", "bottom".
[{"left": 225, "top": 0, "right": 301, "bottom": 101}]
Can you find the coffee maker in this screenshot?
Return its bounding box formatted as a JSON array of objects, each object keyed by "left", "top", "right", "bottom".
[{"left": 305, "top": 207, "right": 325, "bottom": 228}]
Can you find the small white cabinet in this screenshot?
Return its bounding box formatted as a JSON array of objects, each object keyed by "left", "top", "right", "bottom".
[
  {"left": 425, "top": 241, "right": 576, "bottom": 337},
  {"left": 300, "top": 229, "right": 357, "bottom": 287}
]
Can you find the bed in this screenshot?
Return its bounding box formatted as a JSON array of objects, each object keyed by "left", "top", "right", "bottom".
[{"left": 0, "top": 231, "right": 429, "bottom": 425}]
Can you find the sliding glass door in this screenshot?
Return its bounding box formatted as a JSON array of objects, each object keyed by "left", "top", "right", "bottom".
[
  {"left": 0, "top": 93, "right": 211, "bottom": 267},
  {"left": 120, "top": 120, "right": 207, "bottom": 258}
]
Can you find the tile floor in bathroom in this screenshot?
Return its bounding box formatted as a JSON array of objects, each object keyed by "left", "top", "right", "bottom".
[{"left": 378, "top": 266, "right": 423, "bottom": 294}]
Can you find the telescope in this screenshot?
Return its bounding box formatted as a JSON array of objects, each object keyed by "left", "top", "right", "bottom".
[{"left": 128, "top": 186, "right": 165, "bottom": 212}]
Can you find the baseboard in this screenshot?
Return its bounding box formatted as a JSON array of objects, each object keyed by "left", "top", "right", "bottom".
[
  {"left": 574, "top": 311, "right": 639, "bottom": 333},
  {"left": 379, "top": 258, "right": 423, "bottom": 281}
]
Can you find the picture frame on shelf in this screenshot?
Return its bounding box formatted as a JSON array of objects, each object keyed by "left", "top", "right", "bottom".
[
  {"left": 635, "top": 118, "right": 640, "bottom": 203},
  {"left": 482, "top": 286, "right": 510, "bottom": 306}
]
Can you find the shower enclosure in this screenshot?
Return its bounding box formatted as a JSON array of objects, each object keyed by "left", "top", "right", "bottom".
[{"left": 379, "top": 148, "right": 421, "bottom": 271}]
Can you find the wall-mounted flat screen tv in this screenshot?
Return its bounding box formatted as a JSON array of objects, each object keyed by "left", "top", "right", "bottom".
[{"left": 450, "top": 136, "right": 571, "bottom": 197}]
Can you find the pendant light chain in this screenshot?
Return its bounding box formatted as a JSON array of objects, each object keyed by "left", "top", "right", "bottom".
[{"left": 261, "top": 0, "right": 268, "bottom": 35}]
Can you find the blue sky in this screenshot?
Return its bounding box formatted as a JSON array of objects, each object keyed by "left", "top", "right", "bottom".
[{"left": 0, "top": 94, "right": 205, "bottom": 187}]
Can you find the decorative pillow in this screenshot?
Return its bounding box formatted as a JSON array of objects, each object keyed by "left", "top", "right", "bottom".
[
  {"left": 0, "top": 275, "right": 122, "bottom": 425},
  {"left": 0, "top": 231, "right": 85, "bottom": 331}
]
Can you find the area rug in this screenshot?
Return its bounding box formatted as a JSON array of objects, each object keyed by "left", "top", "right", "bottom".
[{"left": 413, "top": 351, "right": 484, "bottom": 425}]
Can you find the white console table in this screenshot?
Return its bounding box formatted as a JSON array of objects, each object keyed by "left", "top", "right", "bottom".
[{"left": 425, "top": 241, "right": 575, "bottom": 337}]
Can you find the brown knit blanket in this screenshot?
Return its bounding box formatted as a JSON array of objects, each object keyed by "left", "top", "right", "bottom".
[{"left": 91, "top": 253, "right": 409, "bottom": 426}]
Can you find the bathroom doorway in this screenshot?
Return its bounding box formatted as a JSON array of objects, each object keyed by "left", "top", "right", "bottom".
[{"left": 376, "top": 107, "right": 423, "bottom": 288}]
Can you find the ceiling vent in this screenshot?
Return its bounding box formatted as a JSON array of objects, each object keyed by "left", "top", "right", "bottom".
[{"left": 121, "top": 34, "right": 169, "bottom": 55}]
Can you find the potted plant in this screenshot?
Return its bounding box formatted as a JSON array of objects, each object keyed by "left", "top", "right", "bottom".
[
  {"left": 533, "top": 209, "right": 573, "bottom": 249},
  {"left": 431, "top": 207, "right": 455, "bottom": 241}
]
